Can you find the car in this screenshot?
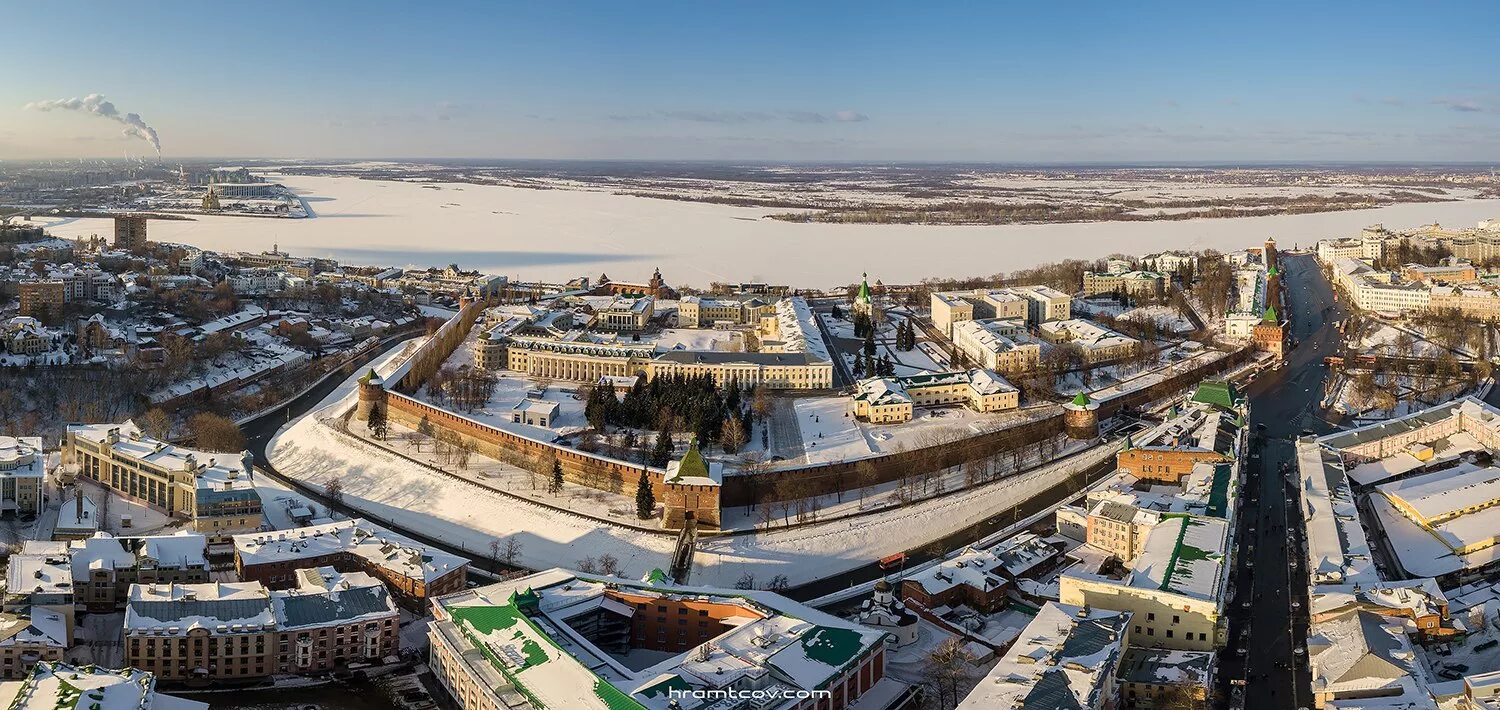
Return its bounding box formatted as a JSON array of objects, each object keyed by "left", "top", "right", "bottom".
[
  {"left": 1440, "top": 670, "right": 1464, "bottom": 680},
  {"left": 1446, "top": 663, "right": 1471, "bottom": 673},
  {"left": 1478, "top": 640, "right": 1500, "bottom": 651},
  {"left": 1292, "top": 601, "right": 1301, "bottom": 609}
]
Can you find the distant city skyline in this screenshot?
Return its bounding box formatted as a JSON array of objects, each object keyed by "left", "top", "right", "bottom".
[{"left": 2, "top": 1, "right": 1498, "bottom": 162}]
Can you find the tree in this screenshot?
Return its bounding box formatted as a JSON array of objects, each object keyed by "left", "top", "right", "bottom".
[
  {"left": 735, "top": 572, "right": 757, "bottom": 590},
  {"left": 721, "top": 417, "right": 746, "bottom": 454},
  {"left": 187, "top": 412, "right": 246, "bottom": 452},
  {"left": 923, "top": 638, "right": 975, "bottom": 709},
  {"left": 650, "top": 429, "right": 675, "bottom": 467},
  {"left": 367, "top": 403, "right": 388, "bottom": 441},
  {"left": 140, "top": 408, "right": 172, "bottom": 441},
  {"left": 324, "top": 478, "right": 344, "bottom": 503},
  {"left": 636, "top": 469, "right": 656, "bottom": 519},
  {"left": 498, "top": 537, "right": 523, "bottom": 567},
  {"left": 597, "top": 554, "right": 621, "bottom": 576},
  {"left": 765, "top": 575, "right": 790, "bottom": 592},
  {"left": 549, "top": 458, "right": 565, "bottom": 496}
]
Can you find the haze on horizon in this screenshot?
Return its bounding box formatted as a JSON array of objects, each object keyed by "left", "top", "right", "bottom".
[{"left": 2, "top": 0, "right": 1498, "bottom": 163}]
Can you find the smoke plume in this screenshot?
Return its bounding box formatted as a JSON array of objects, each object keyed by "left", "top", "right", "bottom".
[{"left": 24, "top": 93, "right": 161, "bottom": 156}]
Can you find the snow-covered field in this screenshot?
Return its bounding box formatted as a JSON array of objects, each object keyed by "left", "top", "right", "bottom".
[
  {"left": 266, "top": 342, "right": 1124, "bottom": 586},
  {"left": 31, "top": 175, "right": 1500, "bottom": 287}
]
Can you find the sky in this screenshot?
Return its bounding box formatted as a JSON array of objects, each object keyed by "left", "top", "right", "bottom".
[{"left": 2, "top": 1, "right": 1498, "bottom": 162}]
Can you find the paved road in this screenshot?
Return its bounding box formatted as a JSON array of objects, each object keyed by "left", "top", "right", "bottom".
[{"left": 1219, "top": 252, "right": 1345, "bottom": 709}]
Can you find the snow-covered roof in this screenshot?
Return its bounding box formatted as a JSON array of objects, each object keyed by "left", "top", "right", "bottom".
[
  {"left": 1308, "top": 609, "right": 1434, "bottom": 707},
  {"left": 271, "top": 568, "right": 397, "bottom": 631},
  {"left": 1038, "top": 318, "right": 1138, "bottom": 351},
  {"left": 853, "top": 369, "right": 1017, "bottom": 407},
  {"left": 0, "top": 608, "right": 68, "bottom": 649},
  {"left": 1128, "top": 515, "right": 1229, "bottom": 603},
  {"left": 904, "top": 547, "right": 1009, "bottom": 599},
  {"left": 434, "top": 568, "right": 888, "bottom": 710},
  {"left": 1299, "top": 439, "right": 1381, "bottom": 586},
  {"left": 0, "top": 662, "right": 208, "bottom": 710},
  {"left": 772, "top": 296, "right": 830, "bottom": 362},
  {"left": 1116, "top": 647, "right": 1213, "bottom": 688},
  {"left": 1378, "top": 464, "right": 1500, "bottom": 528},
  {"left": 125, "top": 581, "right": 276, "bottom": 632},
  {"left": 957, "top": 602, "right": 1129, "bottom": 709},
  {"left": 1311, "top": 579, "right": 1448, "bottom": 620},
  {"left": 232, "top": 518, "right": 468, "bottom": 585},
  {"left": 66, "top": 422, "right": 256, "bottom": 496},
  {"left": 0, "top": 436, "right": 44, "bottom": 480},
  {"left": 5, "top": 553, "right": 71, "bottom": 598}
]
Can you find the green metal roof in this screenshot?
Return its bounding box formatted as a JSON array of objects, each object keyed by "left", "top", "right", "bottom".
[
  {"left": 1070, "top": 392, "right": 1092, "bottom": 407},
  {"left": 665, "top": 438, "right": 710, "bottom": 483},
  {"left": 1190, "top": 380, "right": 1241, "bottom": 412},
  {"left": 856, "top": 273, "right": 871, "bottom": 303},
  {"left": 1204, "top": 462, "right": 1232, "bottom": 518}
]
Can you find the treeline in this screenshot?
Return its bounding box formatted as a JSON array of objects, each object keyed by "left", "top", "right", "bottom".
[
  {"left": 584, "top": 374, "right": 755, "bottom": 453},
  {"left": 1373, "top": 238, "right": 1453, "bottom": 271},
  {"left": 766, "top": 191, "right": 1443, "bottom": 226}
]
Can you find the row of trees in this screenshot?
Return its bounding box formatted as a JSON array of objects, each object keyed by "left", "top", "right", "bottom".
[
  {"left": 583, "top": 374, "right": 755, "bottom": 452},
  {"left": 426, "top": 366, "right": 498, "bottom": 413}
]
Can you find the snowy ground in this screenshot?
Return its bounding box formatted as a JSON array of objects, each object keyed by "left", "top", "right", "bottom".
[
  {"left": 32, "top": 175, "right": 1500, "bottom": 287},
  {"left": 1119, "top": 304, "right": 1196, "bottom": 334},
  {"left": 418, "top": 369, "right": 590, "bottom": 438},
  {"left": 1358, "top": 325, "right": 1458, "bottom": 359},
  {"left": 1329, "top": 372, "right": 1477, "bottom": 422},
  {"left": 784, "top": 395, "right": 1058, "bottom": 466},
  {"left": 266, "top": 345, "right": 1126, "bottom": 587}
]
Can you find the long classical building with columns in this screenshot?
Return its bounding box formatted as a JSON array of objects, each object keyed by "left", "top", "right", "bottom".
[{"left": 473, "top": 296, "right": 833, "bottom": 389}]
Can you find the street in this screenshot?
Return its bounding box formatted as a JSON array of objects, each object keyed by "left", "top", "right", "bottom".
[{"left": 1219, "top": 252, "right": 1346, "bottom": 709}]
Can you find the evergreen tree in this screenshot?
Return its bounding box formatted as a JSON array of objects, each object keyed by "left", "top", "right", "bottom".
[
  {"left": 367, "top": 405, "right": 388, "bottom": 441},
  {"left": 864, "top": 331, "right": 876, "bottom": 357},
  {"left": 549, "top": 459, "right": 564, "bottom": 496},
  {"left": 635, "top": 469, "right": 655, "bottom": 519},
  {"left": 650, "top": 430, "right": 675, "bottom": 467},
  {"left": 852, "top": 355, "right": 864, "bottom": 377}
]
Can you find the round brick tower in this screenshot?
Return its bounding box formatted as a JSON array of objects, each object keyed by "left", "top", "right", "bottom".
[
  {"left": 355, "top": 368, "right": 387, "bottom": 421},
  {"left": 1063, "top": 391, "right": 1100, "bottom": 440}
]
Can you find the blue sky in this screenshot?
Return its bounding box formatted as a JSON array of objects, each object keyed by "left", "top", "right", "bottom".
[{"left": 2, "top": 1, "right": 1497, "bottom": 161}]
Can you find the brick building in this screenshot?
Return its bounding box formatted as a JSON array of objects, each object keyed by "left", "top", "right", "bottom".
[{"left": 232, "top": 518, "right": 469, "bottom": 607}]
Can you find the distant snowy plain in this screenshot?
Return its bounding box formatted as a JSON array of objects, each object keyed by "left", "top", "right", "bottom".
[{"left": 35, "top": 175, "right": 1500, "bottom": 287}]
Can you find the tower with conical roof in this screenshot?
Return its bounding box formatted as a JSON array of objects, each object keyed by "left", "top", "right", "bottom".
[
  {"left": 355, "top": 368, "right": 387, "bottom": 421},
  {"left": 1063, "top": 391, "right": 1100, "bottom": 439}
]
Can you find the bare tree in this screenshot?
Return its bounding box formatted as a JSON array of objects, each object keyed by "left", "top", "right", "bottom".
[
  {"left": 139, "top": 408, "right": 172, "bottom": 441},
  {"left": 922, "top": 638, "right": 975, "bottom": 709}
]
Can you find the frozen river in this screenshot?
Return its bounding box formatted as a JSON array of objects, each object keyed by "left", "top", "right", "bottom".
[{"left": 35, "top": 175, "right": 1500, "bottom": 288}]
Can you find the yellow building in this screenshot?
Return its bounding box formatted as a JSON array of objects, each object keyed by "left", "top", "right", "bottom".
[
  {"left": 1039, "top": 318, "right": 1141, "bottom": 362},
  {"left": 1060, "top": 515, "right": 1228, "bottom": 652},
  {"left": 677, "top": 295, "right": 772, "bottom": 328},
  {"left": 951, "top": 318, "right": 1041, "bottom": 373},
  {"left": 1083, "top": 270, "right": 1167, "bottom": 299},
  {"left": 62, "top": 422, "right": 263, "bottom": 543},
  {"left": 851, "top": 369, "right": 1019, "bottom": 424}
]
